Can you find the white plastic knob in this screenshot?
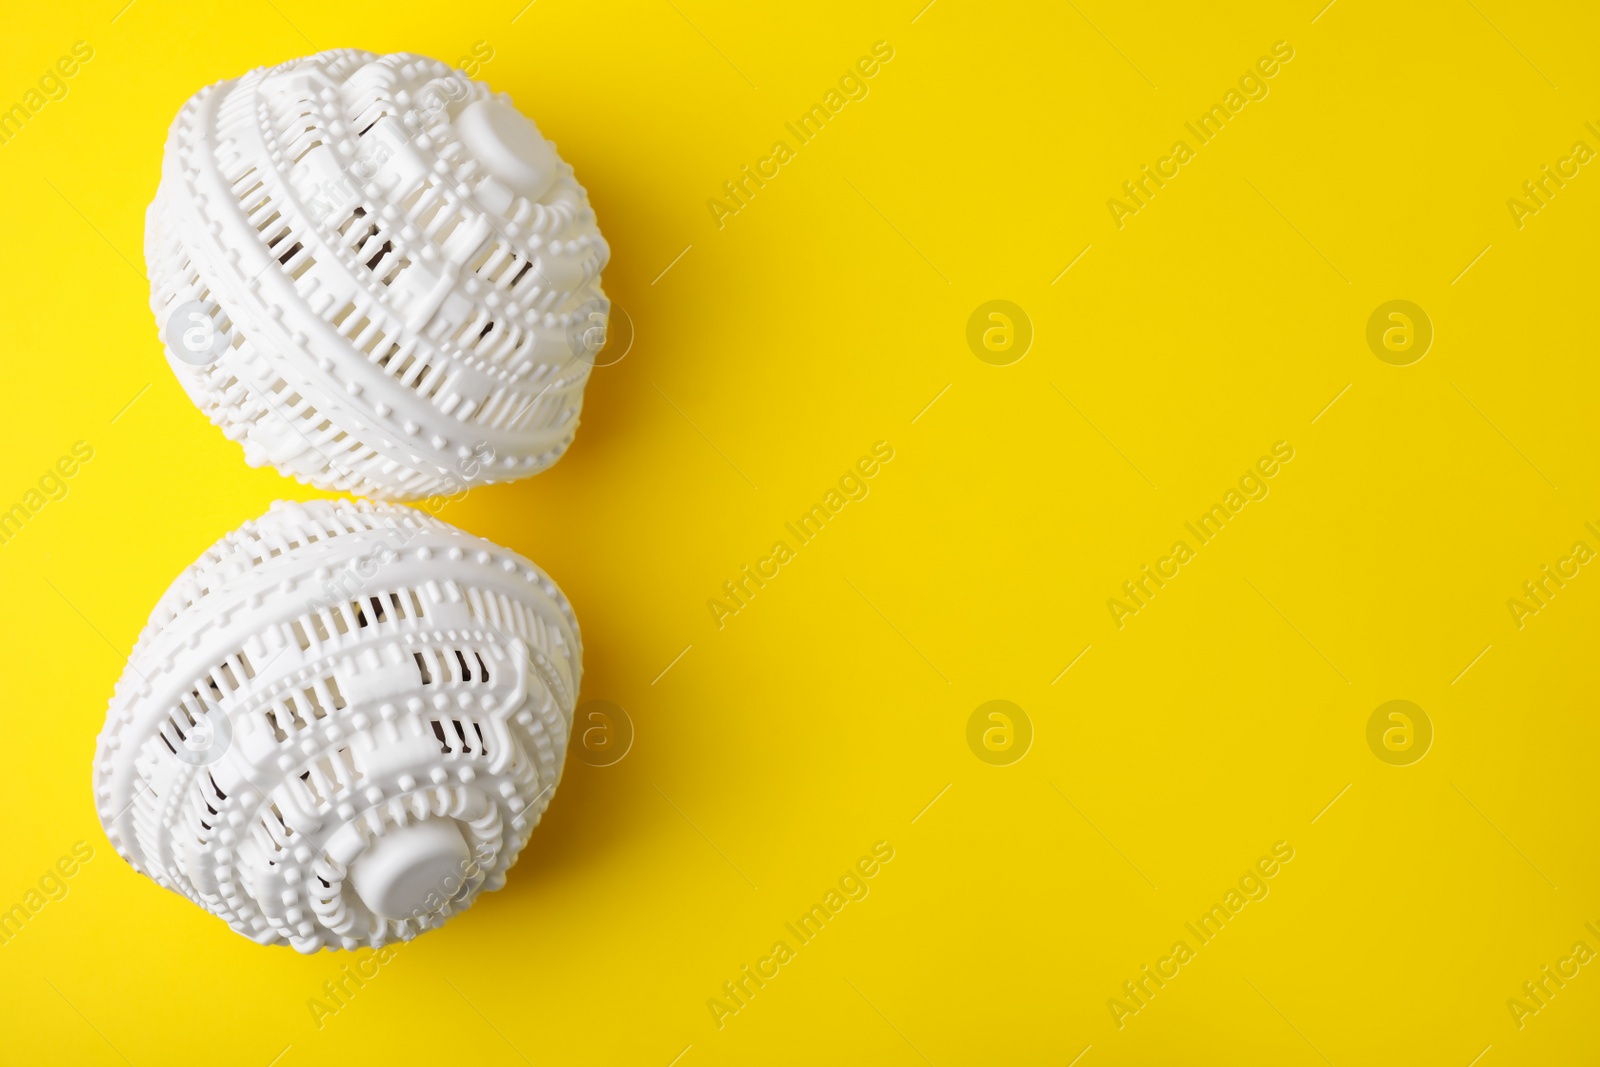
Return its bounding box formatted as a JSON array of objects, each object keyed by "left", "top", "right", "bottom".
[
  {"left": 347, "top": 818, "right": 471, "bottom": 922},
  {"left": 146, "top": 49, "right": 611, "bottom": 501},
  {"left": 93, "top": 498, "right": 581, "bottom": 951}
]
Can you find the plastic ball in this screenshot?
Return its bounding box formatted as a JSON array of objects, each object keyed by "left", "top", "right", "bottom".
[
  {"left": 147, "top": 49, "right": 611, "bottom": 500},
  {"left": 93, "top": 498, "right": 581, "bottom": 951}
]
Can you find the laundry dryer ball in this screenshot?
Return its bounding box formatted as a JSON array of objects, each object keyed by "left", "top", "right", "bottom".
[
  {"left": 147, "top": 49, "right": 612, "bottom": 500},
  {"left": 93, "top": 498, "right": 581, "bottom": 951}
]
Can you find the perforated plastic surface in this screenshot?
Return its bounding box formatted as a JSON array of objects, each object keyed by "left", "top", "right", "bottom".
[
  {"left": 92, "top": 498, "right": 581, "bottom": 952},
  {"left": 147, "top": 49, "right": 611, "bottom": 501}
]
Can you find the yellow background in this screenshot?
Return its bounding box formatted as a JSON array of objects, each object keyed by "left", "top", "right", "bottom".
[{"left": 1, "top": 0, "right": 1597, "bottom": 1063}]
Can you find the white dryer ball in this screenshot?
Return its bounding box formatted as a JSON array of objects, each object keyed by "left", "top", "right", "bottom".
[
  {"left": 147, "top": 49, "right": 611, "bottom": 501},
  {"left": 93, "top": 498, "right": 581, "bottom": 952}
]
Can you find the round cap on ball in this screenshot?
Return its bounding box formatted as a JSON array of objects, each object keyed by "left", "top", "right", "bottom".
[
  {"left": 348, "top": 818, "right": 472, "bottom": 921},
  {"left": 455, "top": 98, "right": 560, "bottom": 200}
]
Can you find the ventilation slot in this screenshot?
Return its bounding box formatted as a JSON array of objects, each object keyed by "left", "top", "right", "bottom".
[
  {"left": 428, "top": 718, "right": 489, "bottom": 757},
  {"left": 411, "top": 646, "right": 492, "bottom": 686}
]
